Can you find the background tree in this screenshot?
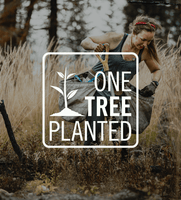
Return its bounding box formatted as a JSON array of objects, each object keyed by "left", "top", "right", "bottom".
[
  {"left": 20, "top": 0, "right": 38, "bottom": 44},
  {"left": 48, "top": 0, "right": 57, "bottom": 51},
  {"left": 0, "top": 0, "right": 21, "bottom": 47},
  {"left": 0, "top": 0, "right": 37, "bottom": 49}
]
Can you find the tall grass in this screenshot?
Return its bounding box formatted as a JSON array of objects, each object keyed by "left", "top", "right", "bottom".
[{"left": 0, "top": 41, "right": 180, "bottom": 197}]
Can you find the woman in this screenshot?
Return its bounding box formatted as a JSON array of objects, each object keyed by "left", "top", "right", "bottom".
[{"left": 81, "top": 15, "right": 162, "bottom": 148}]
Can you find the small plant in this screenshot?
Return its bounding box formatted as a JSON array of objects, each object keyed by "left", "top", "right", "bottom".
[{"left": 50, "top": 68, "right": 83, "bottom": 116}]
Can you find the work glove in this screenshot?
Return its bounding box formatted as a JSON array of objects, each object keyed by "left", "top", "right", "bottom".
[{"left": 140, "top": 81, "right": 159, "bottom": 97}]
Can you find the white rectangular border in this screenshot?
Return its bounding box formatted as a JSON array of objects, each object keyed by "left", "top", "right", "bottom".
[{"left": 42, "top": 52, "right": 139, "bottom": 148}]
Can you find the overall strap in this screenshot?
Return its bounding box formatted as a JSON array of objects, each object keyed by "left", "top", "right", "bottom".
[
  {"left": 121, "top": 33, "right": 144, "bottom": 63},
  {"left": 119, "top": 33, "right": 129, "bottom": 52}
]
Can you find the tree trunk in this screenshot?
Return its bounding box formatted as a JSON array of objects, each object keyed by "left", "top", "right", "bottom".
[
  {"left": 20, "top": 0, "right": 37, "bottom": 43},
  {"left": 48, "top": 0, "right": 58, "bottom": 51},
  {"left": 4, "top": 0, "right": 17, "bottom": 28},
  {"left": 0, "top": 0, "right": 19, "bottom": 48}
]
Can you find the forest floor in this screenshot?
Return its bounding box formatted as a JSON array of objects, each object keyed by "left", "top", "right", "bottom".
[{"left": 0, "top": 132, "right": 180, "bottom": 200}]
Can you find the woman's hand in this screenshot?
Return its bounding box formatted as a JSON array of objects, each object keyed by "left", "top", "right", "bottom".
[
  {"left": 94, "top": 43, "right": 105, "bottom": 52},
  {"left": 140, "top": 81, "right": 158, "bottom": 97}
]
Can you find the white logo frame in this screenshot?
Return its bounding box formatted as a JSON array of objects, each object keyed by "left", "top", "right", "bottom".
[{"left": 42, "top": 52, "right": 139, "bottom": 148}]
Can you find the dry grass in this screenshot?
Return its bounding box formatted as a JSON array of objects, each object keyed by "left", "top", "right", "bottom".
[{"left": 0, "top": 41, "right": 181, "bottom": 198}]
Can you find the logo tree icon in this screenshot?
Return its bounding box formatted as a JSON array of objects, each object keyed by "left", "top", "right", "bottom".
[{"left": 50, "top": 68, "right": 83, "bottom": 117}]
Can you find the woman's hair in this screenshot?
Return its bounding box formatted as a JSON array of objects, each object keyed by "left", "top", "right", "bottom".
[{"left": 129, "top": 15, "right": 162, "bottom": 63}]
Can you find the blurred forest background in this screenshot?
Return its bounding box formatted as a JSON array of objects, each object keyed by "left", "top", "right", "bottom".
[
  {"left": 0, "top": 1, "right": 181, "bottom": 196},
  {"left": 0, "top": 0, "right": 180, "bottom": 62}
]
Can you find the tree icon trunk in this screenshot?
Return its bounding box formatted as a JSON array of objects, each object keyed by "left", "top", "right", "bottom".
[{"left": 64, "top": 68, "right": 68, "bottom": 108}]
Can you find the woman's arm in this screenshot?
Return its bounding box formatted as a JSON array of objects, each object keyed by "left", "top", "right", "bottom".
[
  {"left": 151, "top": 68, "right": 162, "bottom": 83},
  {"left": 143, "top": 49, "right": 162, "bottom": 83},
  {"left": 81, "top": 37, "right": 100, "bottom": 50},
  {"left": 81, "top": 32, "right": 123, "bottom": 51},
  {"left": 139, "top": 49, "right": 162, "bottom": 97}
]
